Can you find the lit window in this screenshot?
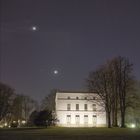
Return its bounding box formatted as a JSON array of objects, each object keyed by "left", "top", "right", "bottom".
[
  {"left": 67, "top": 104, "right": 71, "bottom": 111},
  {"left": 93, "top": 104, "right": 96, "bottom": 111},
  {"left": 84, "top": 104, "right": 88, "bottom": 111},
  {"left": 76, "top": 104, "right": 79, "bottom": 111}
]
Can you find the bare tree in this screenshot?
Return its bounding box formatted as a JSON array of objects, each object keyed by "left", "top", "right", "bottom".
[
  {"left": 0, "top": 82, "right": 15, "bottom": 122},
  {"left": 87, "top": 56, "right": 134, "bottom": 128},
  {"left": 113, "top": 57, "right": 134, "bottom": 127},
  {"left": 41, "top": 89, "right": 56, "bottom": 111},
  {"left": 87, "top": 65, "right": 113, "bottom": 128},
  {"left": 9, "top": 94, "right": 38, "bottom": 127},
  {"left": 11, "top": 94, "right": 23, "bottom": 121},
  {"left": 107, "top": 59, "right": 119, "bottom": 127},
  {"left": 21, "top": 95, "right": 37, "bottom": 122}
]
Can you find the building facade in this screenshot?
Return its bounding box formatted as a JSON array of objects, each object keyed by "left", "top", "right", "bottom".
[{"left": 55, "top": 91, "right": 106, "bottom": 127}]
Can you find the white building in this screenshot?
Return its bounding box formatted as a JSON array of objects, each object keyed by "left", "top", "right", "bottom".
[{"left": 55, "top": 91, "right": 106, "bottom": 127}]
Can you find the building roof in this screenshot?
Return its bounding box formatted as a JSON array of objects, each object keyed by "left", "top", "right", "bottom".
[{"left": 56, "top": 89, "right": 96, "bottom": 94}]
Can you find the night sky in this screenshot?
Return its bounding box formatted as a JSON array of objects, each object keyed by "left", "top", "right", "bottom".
[{"left": 1, "top": 0, "right": 140, "bottom": 102}]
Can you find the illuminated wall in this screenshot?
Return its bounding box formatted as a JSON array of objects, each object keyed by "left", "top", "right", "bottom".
[{"left": 55, "top": 91, "right": 106, "bottom": 127}]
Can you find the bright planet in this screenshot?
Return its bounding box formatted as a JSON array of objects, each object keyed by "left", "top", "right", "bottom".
[
  {"left": 53, "top": 70, "right": 59, "bottom": 74},
  {"left": 31, "top": 26, "right": 37, "bottom": 31}
]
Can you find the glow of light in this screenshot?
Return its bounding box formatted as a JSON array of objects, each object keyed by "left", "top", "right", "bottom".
[
  {"left": 32, "top": 26, "right": 37, "bottom": 31},
  {"left": 21, "top": 120, "right": 26, "bottom": 124},
  {"left": 4, "top": 122, "right": 8, "bottom": 127},
  {"left": 0, "top": 125, "right": 4, "bottom": 128},
  {"left": 54, "top": 70, "right": 58, "bottom": 74},
  {"left": 131, "top": 124, "right": 136, "bottom": 128}
]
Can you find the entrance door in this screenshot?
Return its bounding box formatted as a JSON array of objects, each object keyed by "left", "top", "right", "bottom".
[
  {"left": 75, "top": 115, "right": 80, "bottom": 126},
  {"left": 66, "top": 115, "right": 71, "bottom": 125},
  {"left": 84, "top": 115, "right": 88, "bottom": 126},
  {"left": 93, "top": 115, "right": 97, "bottom": 127}
]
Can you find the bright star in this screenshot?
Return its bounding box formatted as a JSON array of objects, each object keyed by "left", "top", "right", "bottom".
[
  {"left": 54, "top": 70, "right": 58, "bottom": 75},
  {"left": 31, "top": 26, "right": 37, "bottom": 31}
]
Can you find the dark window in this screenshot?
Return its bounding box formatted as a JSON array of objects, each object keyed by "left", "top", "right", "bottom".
[
  {"left": 76, "top": 97, "right": 79, "bottom": 99},
  {"left": 76, "top": 104, "right": 79, "bottom": 111},
  {"left": 84, "top": 104, "right": 88, "bottom": 111},
  {"left": 67, "top": 104, "right": 71, "bottom": 111},
  {"left": 68, "top": 96, "right": 70, "bottom": 99},
  {"left": 93, "top": 104, "right": 96, "bottom": 111}
]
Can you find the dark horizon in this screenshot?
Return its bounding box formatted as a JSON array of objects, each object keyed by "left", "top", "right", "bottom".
[{"left": 1, "top": 0, "right": 140, "bottom": 102}]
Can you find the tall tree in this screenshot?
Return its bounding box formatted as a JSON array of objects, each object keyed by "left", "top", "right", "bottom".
[
  {"left": 11, "top": 95, "right": 24, "bottom": 121},
  {"left": 21, "top": 95, "right": 37, "bottom": 122},
  {"left": 0, "top": 82, "right": 15, "bottom": 122},
  {"left": 113, "top": 56, "right": 134, "bottom": 127},
  {"left": 87, "top": 65, "right": 113, "bottom": 128},
  {"left": 87, "top": 56, "right": 134, "bottom": 128},
  {"left": 11, "top": 94, "right": 38, "bottom": 123},
  {"left": 0, "top": 82, "right": 38, "bottom": 126},
  {"left": 41, "top": 89, "right": 56, "bottom": 111}
]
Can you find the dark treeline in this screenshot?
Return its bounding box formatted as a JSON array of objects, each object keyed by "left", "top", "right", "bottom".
[
  {"left": 0, "top": 82, "right": 56, "bottom": 127},
  {"left": 0, "top": 82, "right": 38, "bottom": 127}
]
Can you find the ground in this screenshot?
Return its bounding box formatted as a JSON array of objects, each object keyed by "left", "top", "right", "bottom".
[{"left": 0, "top": 127, "right": 140, "bottom": 140}]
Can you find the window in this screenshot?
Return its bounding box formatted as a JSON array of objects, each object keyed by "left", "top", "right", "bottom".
[
  {"left": 75, "top": 115, "right": 80, "bottom": 124},
  {"left": 93, "top": 115, "right": 97, "bottom": 126},
  {"left": 67, "top": 96, "right": 70, "bottom": 99},
  {"left": 67, "top": 104, "right": 71, "bottom": 111},
  {"left": 66, "top": 115, "right": 71, "bottom": 124},
  {"left": 93, "top": 104, "right": 96, "bottom": 111},
  {"left": 76, "top": 104, "right": 79, "bottom": 111},
  {"left": 93, "top": 97, "right": 96, "bottom": 100},
  {"left": 84, "top": 97, "right": 87, "bottom": 100},
  {"left": 84, "top": 115, "right": 88, "bottom": 124},
  {"left": 76, "top": 97, "right": 79, "bottom": 100},
  {"left": 84, "top": 104, "right": 88, "bottom": 111}
]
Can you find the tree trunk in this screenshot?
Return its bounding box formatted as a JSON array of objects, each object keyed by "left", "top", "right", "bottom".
[
  {"left": 107, "top": 111, "right": 111, "bottom": 128},
  {"left": 114, "top": 107, "right": 118, "bottom": 127},
  {"left": 120, "top": 107, "right": 126, "bottom": 127},
  {"left": 111, "top": 95, "right": 118, "bottom": 127},
  {"left": 114, "top": 98, "right": 118, "bottom": 127}
]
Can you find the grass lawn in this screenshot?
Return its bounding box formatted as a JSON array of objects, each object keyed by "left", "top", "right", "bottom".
[{"left": 0, "top": 127, "right": 140, "bottom": 140}]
